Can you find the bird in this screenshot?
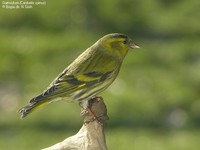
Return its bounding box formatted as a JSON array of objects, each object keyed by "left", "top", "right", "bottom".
[{"left": 18, "top": 33, "right": 139, "bottom": 118}]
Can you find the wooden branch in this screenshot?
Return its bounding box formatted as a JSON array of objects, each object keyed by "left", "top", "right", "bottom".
[{"left": 42, "top": 97, "right": 109, "bottom": 150}]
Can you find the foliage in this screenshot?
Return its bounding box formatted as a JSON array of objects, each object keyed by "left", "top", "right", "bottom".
[{"left": 0, "top": 0, "right": 200, "bottom": 149}]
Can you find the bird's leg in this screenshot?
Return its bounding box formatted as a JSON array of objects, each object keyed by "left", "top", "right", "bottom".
[
  {"left": 80, "top": 97, "right": 104, "bottom": 124},
  {"left": 85, "top": 107, "right": 97, "bottom": 120},
  {"left": 80, "top": 103, "right": 97, "bottom": 121},
  {"left": 81, "top": 109, "right": 97, "bottom": 124}
]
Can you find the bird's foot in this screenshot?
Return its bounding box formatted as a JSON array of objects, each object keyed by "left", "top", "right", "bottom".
[
  {"left": 81, "top": 96, "right": 108, "bottom": 125},
  {"left": 81, "top": 107, "right": 99, "bottom": 124}
]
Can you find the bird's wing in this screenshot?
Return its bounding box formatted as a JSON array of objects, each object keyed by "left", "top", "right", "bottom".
[
  {"left": 30, "top": 49, "right": 118, "bottom": 103},
  {"left": 30, "top": 69, "right": 113, "bottom": 103}
]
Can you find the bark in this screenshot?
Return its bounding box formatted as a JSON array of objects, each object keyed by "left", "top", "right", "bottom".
[{"left": 42, "top": 97, "right": 108, "bottom": 150}]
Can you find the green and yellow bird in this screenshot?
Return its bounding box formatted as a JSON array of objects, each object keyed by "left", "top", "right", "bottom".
[{"left": 18, "top": 33, "right": 139, "bottom": 118}]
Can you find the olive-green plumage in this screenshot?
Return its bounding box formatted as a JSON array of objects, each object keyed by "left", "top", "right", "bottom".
[{"left": 18, "top": 33, "right": 139, "bottom": 118}]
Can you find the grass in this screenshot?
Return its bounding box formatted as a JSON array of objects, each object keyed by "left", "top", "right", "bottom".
[
  {"left": 0, "top": 1, "right": 200, "bottom": 149},
  {"left": 1, "top": 122, "right": 200, "bottom": 150},
  {"left": 107, "top": 128, "right": 200, "bottom": 150}
]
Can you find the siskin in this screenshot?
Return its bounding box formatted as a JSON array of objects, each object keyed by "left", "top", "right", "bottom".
[{"left": 18, "top": 33, "right": 139, "bottom": 118}]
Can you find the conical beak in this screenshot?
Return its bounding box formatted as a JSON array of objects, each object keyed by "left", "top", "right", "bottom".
[{"left": 129, "top": 43, "right": 140, "bottom": 49}]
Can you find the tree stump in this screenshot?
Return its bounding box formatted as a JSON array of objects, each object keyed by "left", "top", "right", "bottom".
[{"left": 42, "top": 97, "right": 109, "bottom": 150}]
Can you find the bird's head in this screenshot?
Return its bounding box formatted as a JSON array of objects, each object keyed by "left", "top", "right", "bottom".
[{"left": 98, "top": 33, "right": 139, "bottom": 59}]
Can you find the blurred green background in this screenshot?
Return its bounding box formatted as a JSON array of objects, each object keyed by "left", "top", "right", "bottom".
[{"left": 0, "top": 0, "right": 200, "bottom": 149}]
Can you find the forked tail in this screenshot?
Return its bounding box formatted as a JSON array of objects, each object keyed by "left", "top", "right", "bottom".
[{"left": 18, "top": 100, "right": 49, "bottom": 118}]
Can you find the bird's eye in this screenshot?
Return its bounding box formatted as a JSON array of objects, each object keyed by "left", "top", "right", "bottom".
[{"left": 123, "top": 40, "right": 128, "bottom": 44}]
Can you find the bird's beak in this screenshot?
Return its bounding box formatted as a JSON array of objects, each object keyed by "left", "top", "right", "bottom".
[{"left": 129, "top": 43, "right": 140, "bottom": 49}]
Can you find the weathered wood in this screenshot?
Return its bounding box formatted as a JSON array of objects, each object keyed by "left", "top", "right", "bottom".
[{"left": 42, "top": 97, "right": 108, "bottom": 150}]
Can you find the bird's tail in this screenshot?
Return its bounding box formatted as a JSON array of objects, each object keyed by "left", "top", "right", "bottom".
[{"left": 17, "top": 100, "right": 49, "bottom": 118}]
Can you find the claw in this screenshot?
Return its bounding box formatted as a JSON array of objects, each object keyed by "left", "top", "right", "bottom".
[{"left": 80, "top": 96, "right": 107, "bottom": 124}]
